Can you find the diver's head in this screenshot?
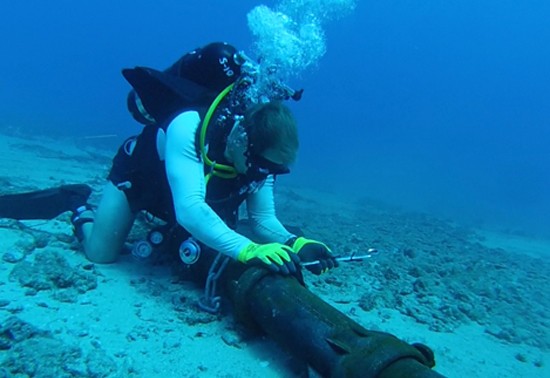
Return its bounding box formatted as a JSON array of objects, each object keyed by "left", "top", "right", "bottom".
[
  {"left": 191, "top": 42, "right": 242, "bottom": 92},
  {"left": 225, "top": 101, "right": 299, "bottom": 177}
]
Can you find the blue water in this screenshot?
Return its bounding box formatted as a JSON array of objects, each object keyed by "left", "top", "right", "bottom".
[{"left": 1, "top": 0, "right": 549, "bottom": 238}]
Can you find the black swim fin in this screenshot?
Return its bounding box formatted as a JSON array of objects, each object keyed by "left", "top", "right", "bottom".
[{"left": 0, "top": 184, "right": 92, "bottom": 220}]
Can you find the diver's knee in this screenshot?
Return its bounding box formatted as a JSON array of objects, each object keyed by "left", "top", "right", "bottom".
[
  {"left": 82, "top": 236, "right": 120, "bottom": 264},
  {"left": 80, "top": 183, "right": 133, "bottom": 264},
  {"left": 83, "top": 243, "right": 118, "bottom": 264}
]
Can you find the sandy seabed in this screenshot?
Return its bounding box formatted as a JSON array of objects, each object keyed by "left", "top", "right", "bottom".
[{"left": 0, "top": 130, "right": 548, "bottom": 377}]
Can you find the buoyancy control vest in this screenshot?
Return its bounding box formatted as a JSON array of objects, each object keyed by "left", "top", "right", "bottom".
[
  {"left": 122, "top": 42, "right": 301, "bottom": 227},
  {"left": 122, "top": 42, "right": 264, "bottom": 227},
  {"left": 197, "top": 94, "right": 268, "bottom": 228}
]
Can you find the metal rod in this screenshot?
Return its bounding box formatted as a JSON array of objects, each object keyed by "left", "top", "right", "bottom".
[{"left": 300, "top": 248, "right": 379, "bottom": 267}]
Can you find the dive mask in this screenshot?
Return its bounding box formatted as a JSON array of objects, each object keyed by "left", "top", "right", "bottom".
[{"left": 246, "top": 154, "right": 290, "bottom": 181}]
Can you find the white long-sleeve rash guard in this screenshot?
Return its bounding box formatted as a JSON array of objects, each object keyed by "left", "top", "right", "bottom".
[{"left": 163, "top": 111, "right": 294, "bottom": 260}]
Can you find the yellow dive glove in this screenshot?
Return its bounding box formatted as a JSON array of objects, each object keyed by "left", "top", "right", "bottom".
[
  {"left": 288, "top": 236, "right": 339, "bottom": 275},
  {"left": 238, "top": 242, "right": 300, "bottom": 275}
]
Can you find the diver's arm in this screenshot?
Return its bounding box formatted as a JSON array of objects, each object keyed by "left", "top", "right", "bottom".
[
  {"left": 165, "top": 111, "right": 251, "bottom": 259},
  {"left": 246, "top": 175, "right": 294, "bottom": 243}
]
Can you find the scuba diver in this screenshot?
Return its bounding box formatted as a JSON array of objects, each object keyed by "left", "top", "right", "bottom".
[
  {"left": 0, "top": 43, "right": 444, "bottom": 377},
  {"left": 0, "top": 42, "right": 337, "bottom": 276}
]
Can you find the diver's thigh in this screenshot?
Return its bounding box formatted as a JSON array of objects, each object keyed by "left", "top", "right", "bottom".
[{"left": 85, "top": 182, "right": 135, "bottom": 263}]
